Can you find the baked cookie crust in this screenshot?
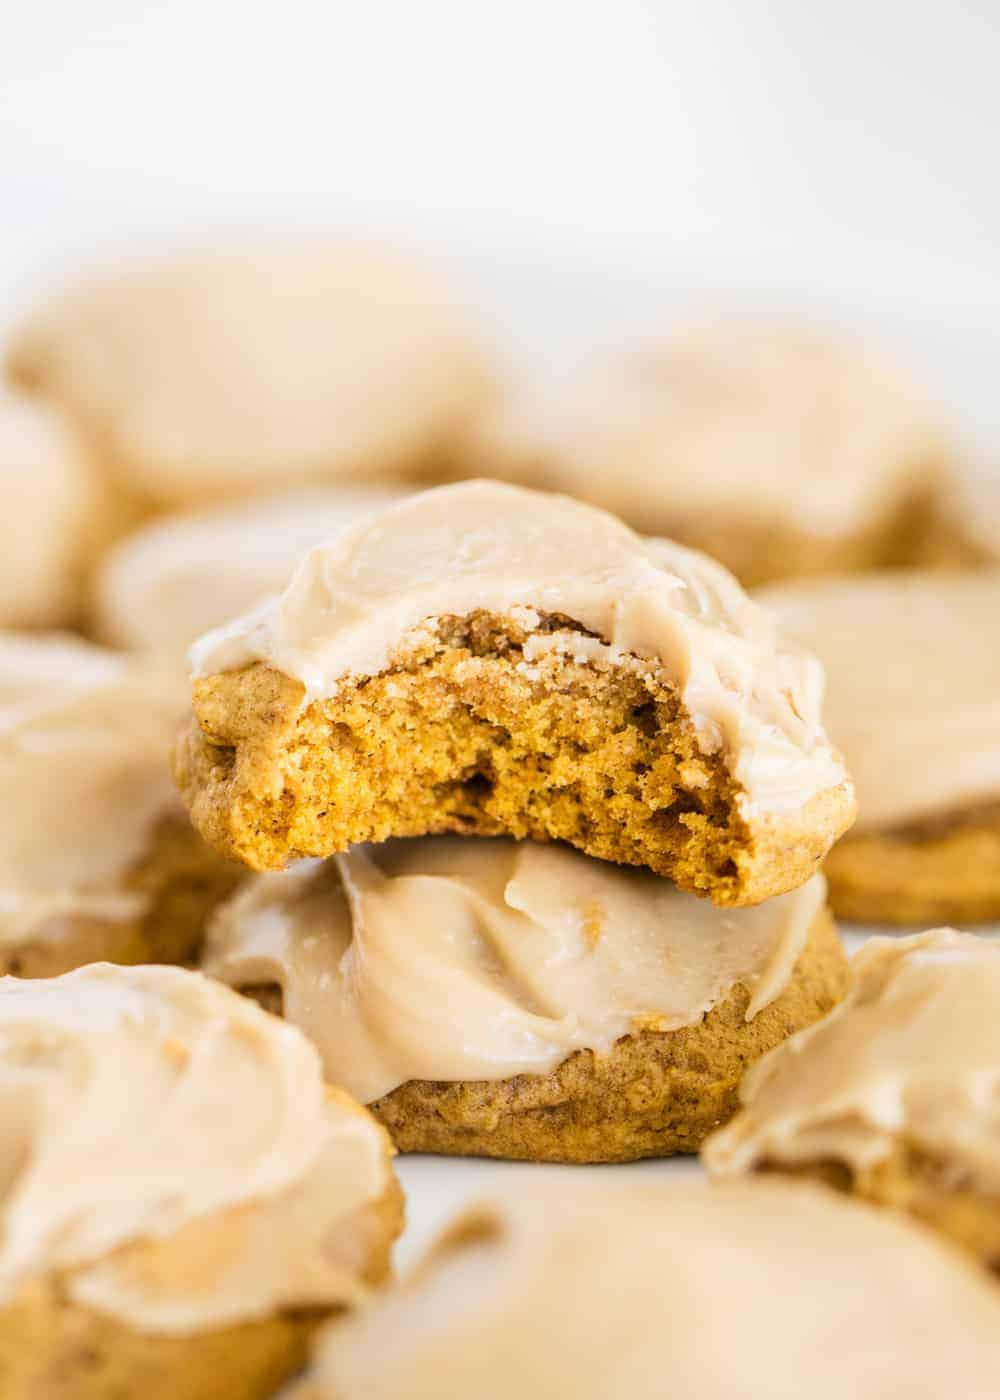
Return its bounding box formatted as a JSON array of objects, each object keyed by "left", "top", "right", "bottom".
[
  {"left": 0, "top": 1167, "right": 403, "bottom": 1400},
  {"left": 176, "top": 612, "right": 853, "bottom": 907},
  {"left": 824, "top": 801, "right": 1000, "bottom": 925}
]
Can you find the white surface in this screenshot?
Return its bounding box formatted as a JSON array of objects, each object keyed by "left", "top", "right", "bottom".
[
  {"left": 393, "top": 1153, "right": 702, "bottom": 1272},
  {"left": 2, "top": 2, "right": 999, "bottom": 275}
]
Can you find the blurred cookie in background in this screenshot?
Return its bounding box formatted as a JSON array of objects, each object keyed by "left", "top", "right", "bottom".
[
  {"left": 290, "top": 1179, "right": 1000, "bottom": 1400},
  {"left": 7, "top": 242, "right": 495, "bottom": 512},
  {"left": 470, "top": 314, "right": 952, "bottom": 586},
  {"left": 0, "top": 633, "right": 240, "bottom": 977},
  {"left": 0, "top": 963, "right": 402, "bottom": 1400},
  {"left": 0, "top": 393, "right": 104, "bottom": 628},
  {"left": 759, "top": 570, "right": 1000, "bottom": 924},
  {"left": 95, "top": 485, "right": 410, "bottom": 662},
  {"left": 704, "top": 928, "right": 1000, "bottom": 1272},
  {"left": 920, "top": 460, "right": 1000, "bottom": 566}
]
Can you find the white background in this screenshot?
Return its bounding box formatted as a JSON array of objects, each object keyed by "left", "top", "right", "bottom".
[{"left": 2, "top": 1, "right": 1000, "bottom": 432}]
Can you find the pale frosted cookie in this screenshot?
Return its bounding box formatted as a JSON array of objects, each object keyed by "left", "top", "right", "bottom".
[
  {"left": 0, "top": 394, "right": 100, "bottom": 627},
  {"left": 204, "top": 837, "right": 847, "bottom": 1162},
  {"left": 0, "top": 963, "right": 402, "bottom": 1400},
  {"left": 7, "top": 243, "right": 493, "bottom": 509},
  {"left": 291, "top": 1179, "right": 1000, "bottom": 1400},
  {"left": 759, "top": 570, "right": 1000, "bottom": 923},
  {"left": 921, "top": 463, "right": 1000, "bottom": 565},
  {"left": 705, "top": 929, "right": 1000, "bottom": 1272},
  {"left": 95, "top": 485, "right": 409, "bottom": 660},
  {"left": 0, "top": 633, "right": 241, "bottom": 977},
  {"left": 176, "top": 481, "right": 855, "bottom": 907},
  {"left": 471, "top": 315, "right": 950, "bottom": 586}
]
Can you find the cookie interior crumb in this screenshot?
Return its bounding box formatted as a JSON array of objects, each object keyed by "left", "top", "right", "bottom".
[{"left": 178, "top": 611, "right": 847, "bottom": 906}]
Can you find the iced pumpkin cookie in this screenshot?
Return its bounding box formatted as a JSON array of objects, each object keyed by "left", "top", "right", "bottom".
[
  {"left": 204, "top": 837, "right": 847, "bottom": 1162},
  {"left": 920, "top": 463, "right": 1000, "bottom": 566},
  {"left": 759, "top": 570, "right": 1000, "bottom": 923},
  {"left": 0, "top": 633, "right": 240, "bottom": 977},
  {"left": 0, "top": 393, "right": 101, "bottom": 628},
  {"left": 176, "top": 482, "right": 854, "bottom": 906},
  {"left": 705, "top": 929, "right": 1000, "bottom": 1271},
  {"left": 0, "top": 963, "right": 402, "bottom": 1400},
  {"left": 469, "top": 315, "right": 950, "bottom": 586},
  {"left": 95, "top": 485, "right": 408, "bottom": 660},
  {"left": 292, "top": 1179, "right": 1000, "bottom": 1400},
  {"left": 7, "top": 242, "right": 492, "bottom": 510}
]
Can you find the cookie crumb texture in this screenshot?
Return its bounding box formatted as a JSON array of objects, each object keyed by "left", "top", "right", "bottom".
[
  {"left": 344, "top": 912, "right": 843, "bottom": 1163},
  {"left": 825, "top": 802, "right": 1000, "bottom": 925},
  {"left": 0, "top": 813, "right": 242, "bottom": 978},
  {"left": 177, "top": 613, "right": 845, "bottom": 906}
]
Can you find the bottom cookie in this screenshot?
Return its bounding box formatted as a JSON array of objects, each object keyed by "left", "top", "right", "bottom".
[
  {"left": 824, "top": 801, "right": 1000, "bottom": 925},
  {"left": 216, "top": 841, "right": 850, "bottom": 1166},
  {"left": 370, "top": 910, "right": 847, "bottom": 1162}
]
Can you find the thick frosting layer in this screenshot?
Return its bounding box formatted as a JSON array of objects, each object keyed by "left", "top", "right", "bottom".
[
  {"left": 191, "top": 480, "right": 849, "bottom": 816},
  {"left": 9, "top": 243, "right": 490, "bottom": 504},
  {"left": 0, "top": 394, "right": 95, "bottom": 628},
  {"left": 297, "top": 1180, "right": 1000, "bottom": 1400},
  {"left": 704, "top": 928, "right": 1000, "bottom": 1193},
  {"left": 759, "top": 570, "right": 1000, "bottom": 829},
  {"left": 97, "top": 485, "right": 409, "bottom": 659},
  {"left": 0, "top": 634, "right": 187, "bottom": 947},
  {"left": 473, "top": 316, "right": 944, "bottom": 536},
  {"left": 204, "top": 836, "right": 827, "bottom": 1101},
  {"left": 0, "top": 963, "right": 390, "bottom": 1333}
]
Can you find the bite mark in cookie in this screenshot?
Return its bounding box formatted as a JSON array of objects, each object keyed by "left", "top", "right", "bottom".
[{"left": 177, "top": 481, "right": 854, "bottom": 906}]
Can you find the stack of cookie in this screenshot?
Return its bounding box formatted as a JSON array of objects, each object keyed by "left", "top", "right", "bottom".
[
  {"left": 175, "top": 477, "right": 856, "bottom": 1162},
  {"left": 5, "top": 244, "right": 1000, "bottom": 1398}
]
